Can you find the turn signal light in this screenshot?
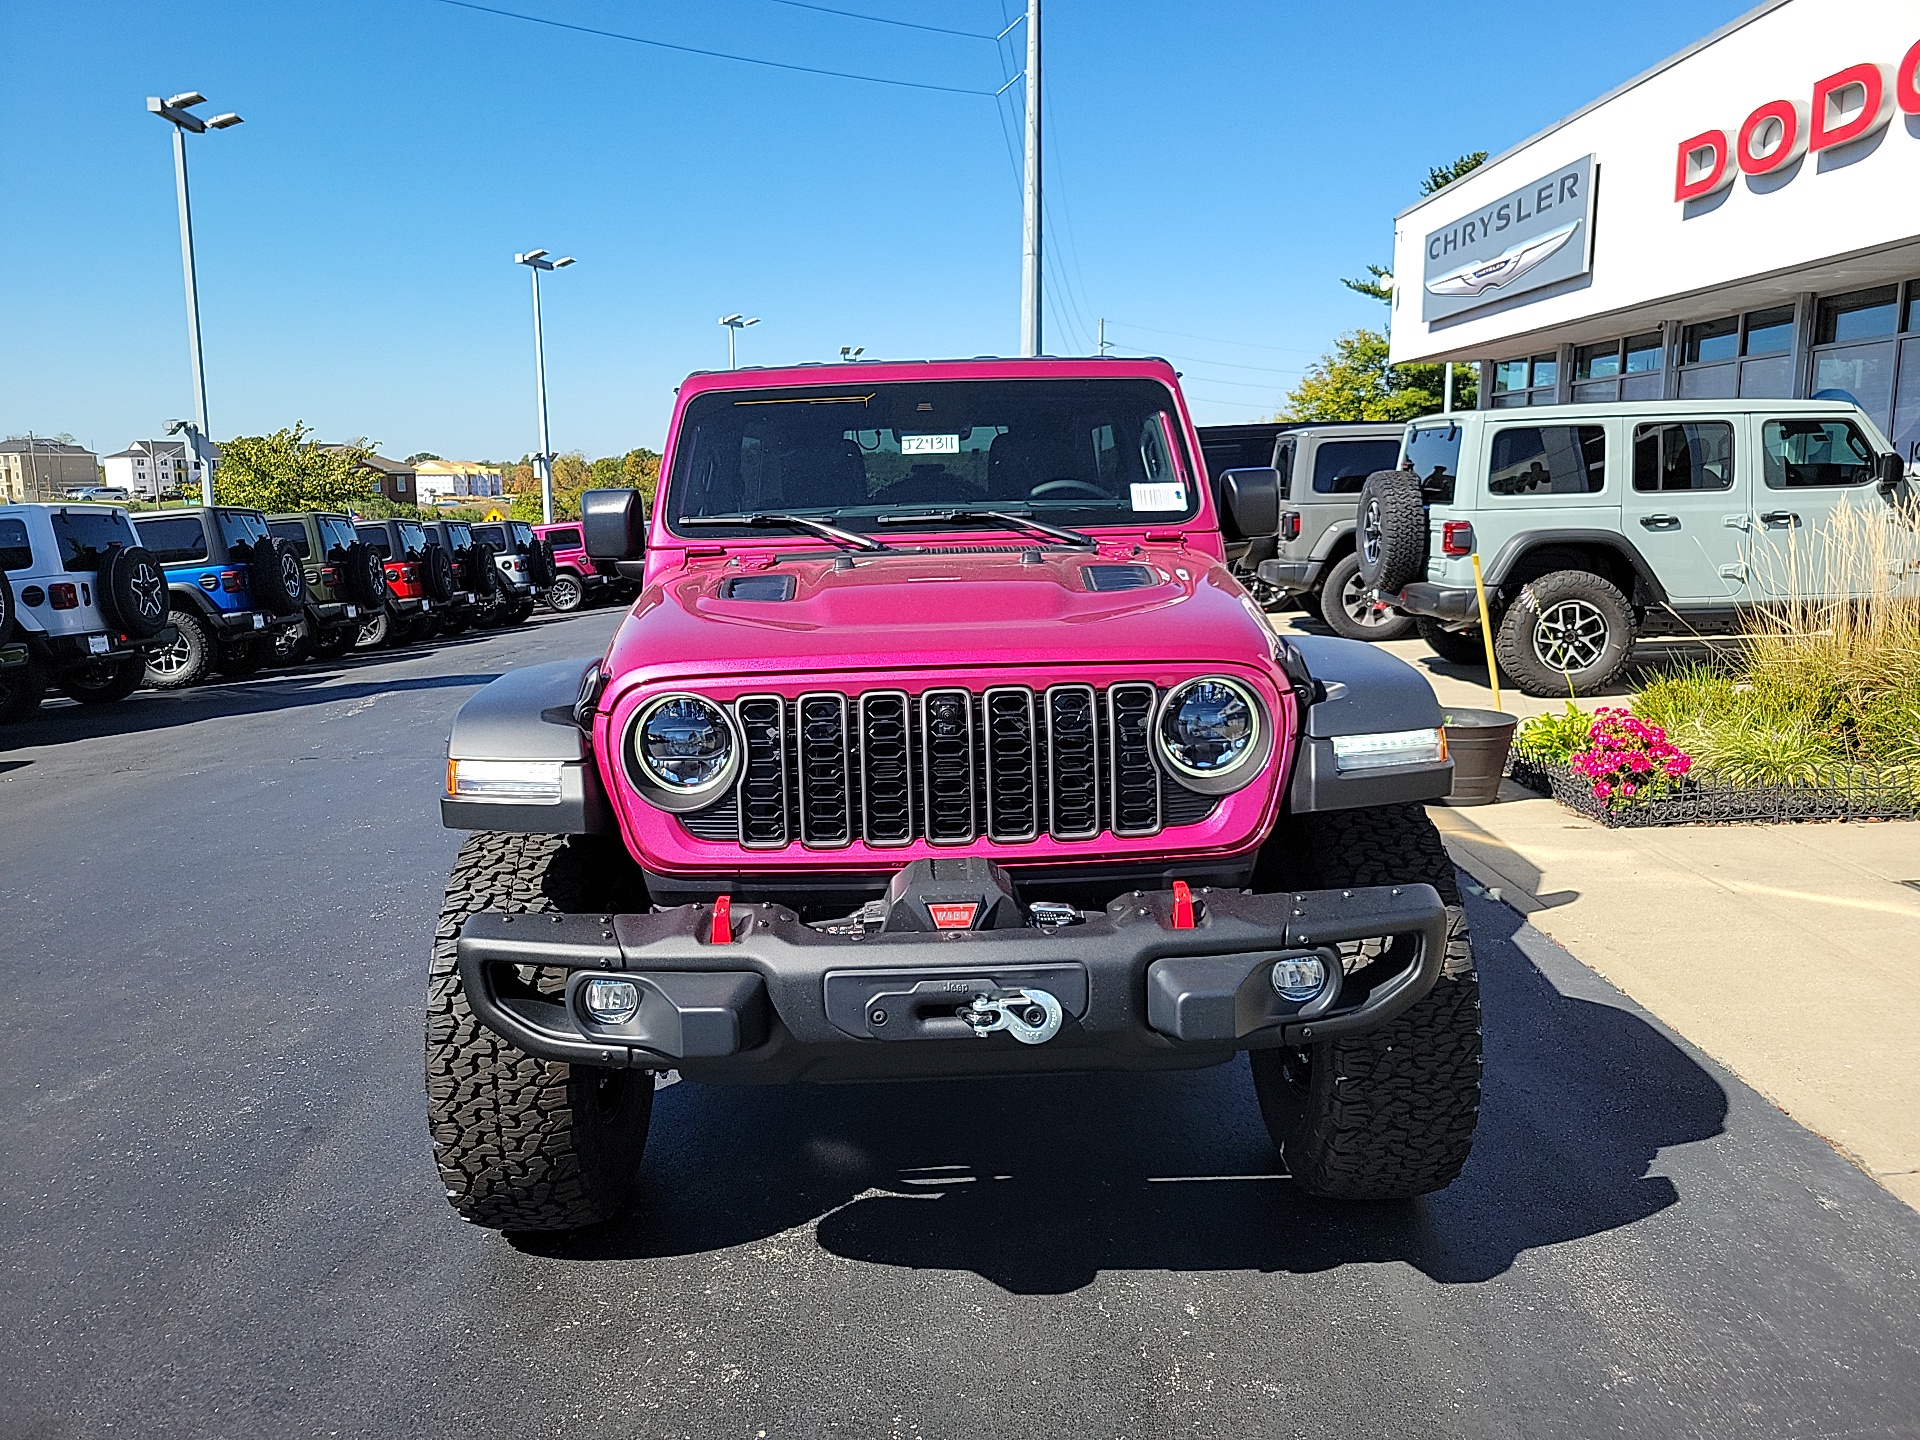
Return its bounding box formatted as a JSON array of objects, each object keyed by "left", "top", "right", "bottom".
[
  {"left": 445, "top": 757, "right": 565, "bottom": 802},
  {"left": 1279, "top": 511, "right": 1302, "bottom": 541},
  {"left": 319, "top": 566, "right": 339, "bottom": 586},
  {"left": 220, "top": 569, "right": 244, "bottom": 593},
  {"left": 1441, "top": 521, "right": 1475, "bottom": 557},
  {"left": 49, "top": 583, "right": 78, "bottom": 609}
]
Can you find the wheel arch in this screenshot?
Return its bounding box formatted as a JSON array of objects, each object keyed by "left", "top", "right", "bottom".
[{"left": 1484, "top": 530, "right": 1667, "bottom": 606}]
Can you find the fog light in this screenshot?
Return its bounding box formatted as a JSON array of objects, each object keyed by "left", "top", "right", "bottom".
[
  {"left": 583, "top": 977, "right": 640, "bottom": 1025},
  {"left": 1271, "top": 955, "right": 1328, "bottom": 1003}
]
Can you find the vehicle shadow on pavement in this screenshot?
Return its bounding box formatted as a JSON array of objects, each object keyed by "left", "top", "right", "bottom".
[
  {"left": 518, "top": 893, "right": 1730, "bottom": 1292},
  {"left": 0, "top": 672, "right": 503, "bottom": 750}
]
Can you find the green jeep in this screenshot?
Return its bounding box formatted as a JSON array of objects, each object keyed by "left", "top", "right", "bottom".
[{"left": 265, "top": 511, "right": 390, "bottom": 662}]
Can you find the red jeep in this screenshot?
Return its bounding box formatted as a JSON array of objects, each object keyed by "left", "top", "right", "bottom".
[{"left": 430, "top": 358, "right": 1479, "bottom": 1232}]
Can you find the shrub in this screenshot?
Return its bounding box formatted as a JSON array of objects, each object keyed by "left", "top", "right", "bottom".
[{"left": 1514, "top": 703, "right": 1595, "bottom": 765}]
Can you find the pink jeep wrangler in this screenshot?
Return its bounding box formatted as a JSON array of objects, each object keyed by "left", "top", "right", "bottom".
[{"left": 430, "top": 358, "right": 1478, "bottom": 1232}]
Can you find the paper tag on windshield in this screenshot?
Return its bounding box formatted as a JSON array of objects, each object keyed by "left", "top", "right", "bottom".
[
  {"left": 1130, "top": 482, "right": 1187, "bottom": 512},
  {"left": 901, "top": 434, "right": 960, "bottom": 455}
]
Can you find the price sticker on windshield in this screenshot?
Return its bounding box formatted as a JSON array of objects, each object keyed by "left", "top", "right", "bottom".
[
  {"left": 901, "top": 434, "right": 960, "bottom": 455},
  {"left": 1130, "top": 482, "right": 1187, "bottom": 511}
]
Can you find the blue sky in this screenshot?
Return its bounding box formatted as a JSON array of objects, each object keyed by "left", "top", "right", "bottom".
[{"left": 4, "top": 0, "right": 1748, "bottom": 462}]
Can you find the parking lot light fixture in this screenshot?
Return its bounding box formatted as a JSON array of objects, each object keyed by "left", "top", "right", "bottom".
[
  {"left": 148, "top": 89, "right": 242, "bottom": 505},
  {"left": 720, "top": 314, "right": 760, "bottom": 370},
  {"left": 515, "top": 249, "right": 578, "bottom": 524}
]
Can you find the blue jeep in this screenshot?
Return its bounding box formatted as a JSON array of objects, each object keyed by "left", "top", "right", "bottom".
[{"left": 130, "top": 507, "right": 308, "bottom": 687}]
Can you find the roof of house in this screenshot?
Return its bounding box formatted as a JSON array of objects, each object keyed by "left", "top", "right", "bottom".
[{"left": 0, "top": 438, "right": 96, "bottom": 456}]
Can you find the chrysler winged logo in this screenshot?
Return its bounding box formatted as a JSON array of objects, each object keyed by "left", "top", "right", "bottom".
[{"left": 1426, "top": 220, "right": 1581, "bottom": 299}]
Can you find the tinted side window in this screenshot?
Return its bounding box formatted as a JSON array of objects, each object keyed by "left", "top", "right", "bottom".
[
  {"left": 548, "top": 527, "right": 583, "bottom": 551},
  {"left": 1633, "top": 422, "right": 1735, "bottom": 492},
  {"left": 217, "top": 509, "right": 269, "bottom": 551},
  {"left": 356, "top": 525, "right": 392, "bottom": 559},
  {"left": 397, "top": 522, "right": 428, "bottom": 556},
  {"left": 1311, "top": 438, "right": 1402, "bottom": 495},
  {"left": 1762, "top": 419, "right": 1876, "bottom": 489},
  {"left": 1488, "top": 426, "right": 1606, "bottom": 496},
  {"left": 267, "top": 520, "right": 311, "bottom": 557},
  {"left": 53, "top": 512, "right": 136, "bottom": 572},
  {"left": 1273, "top": 442, "right": 1294, "bottom": 501},
  {"left": 318, "top": 518, "right": 359, "bottom": 555},
  {"left": 134, "top": 516, "right": 209, "bottom": 563},
  {"left": 511, "top": 523, "right": 534, "bottom": 547},
  {"left": 1404, "top": 423, "right": 1461, "bottom": 504},
  {"left": 0, "top": 518, "right": 31, "bottom": 571}
]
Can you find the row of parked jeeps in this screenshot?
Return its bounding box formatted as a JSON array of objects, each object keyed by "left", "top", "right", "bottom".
[{"left": 0, "top": 503, "right": 629, "bottom": 722}]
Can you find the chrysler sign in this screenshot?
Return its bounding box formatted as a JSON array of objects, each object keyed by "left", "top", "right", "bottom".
[{"left": 1421, "top": 154, "right": 1595, "bottom": 322}]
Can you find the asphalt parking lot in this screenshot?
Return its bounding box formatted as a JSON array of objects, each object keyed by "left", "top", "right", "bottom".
[{"left": 4, "top": 611, "right": 1920, "bottom": 1439}]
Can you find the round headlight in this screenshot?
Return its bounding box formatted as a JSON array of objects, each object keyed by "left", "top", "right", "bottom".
[
  {"left": 1156, "top": 677, "right": 1266, "bottom": 792},
  {"left": 628, "top": 694, "right": 738, "bottom": 808}
]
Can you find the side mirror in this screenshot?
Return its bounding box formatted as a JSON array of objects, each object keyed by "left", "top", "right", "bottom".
[
  {"left": 1216, "top": 467, "right": 1280, "bottom": 541},
  {"left": 1876, "top": 450, "right": 1906, "bottom": 494},
  {"left": 581, "top": 488, "right": 646, "bottom": 563}
]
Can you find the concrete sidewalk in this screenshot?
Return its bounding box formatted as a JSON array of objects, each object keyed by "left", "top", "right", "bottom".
[{"left": 1273, "top": 615, "right": 1920, "bottom": 1209}]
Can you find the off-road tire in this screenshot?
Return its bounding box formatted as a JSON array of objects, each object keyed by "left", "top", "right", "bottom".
[
  {"left": 427, "top": 831, "right": 656, "bottom": 1232},
  {"left": 100, "top": 545, "right": 171, "bottom": 639},
  {"left": 546, "top": 572, "right": 585, "bottom": 613},
  {"left": 0, "top": 653, "right": 47, "bottom": 723},
  {"left": 342, "top": 542, "right": 389, "bottom": 608},
  {"left": 214, "top": 638, "right": 267, "bottom": 677},
  {"left": 312, "top": 624, "right": 355, "bottom": 659},
  {"left": 438, "top": 609, "right": 471, "bottom": 637},
  {"left": 0, "top": 570, "right": 15, "bottom": 648},
  {"left": 1417, "top": 617, "right": 1489, "bottom": 668},
  {"left": 272, "top": 618, "right": 313, "bottom": 665},
  {"left": 1250, "top": 803, "right": 1481, "bottom": 1199},
  {"left": 1318, "top": 551, "right": 1416, "bottom": 642},
  {"left": 1493, "top": 568, "right": 1635, "bottom": 698},
  {"left": 466, "top": 544, "right": 500, "bottom": 599},
  {"left": 421, "top": 543, "right": 457, "bottom": 604},
  {"left": 355, "top": 607, "right": 392, "bottom": 649},
  {"left": 251, "top": 538, "right": 307, "bottom": 616},
  {"left": 506, "top": 596, "right": 537, "bottom": 626},
  {"left": 1354, "top": 469, "right": 1428, "bottom": 591},
  {"left": 144, "top": 609, "right": 212, "bottom": 689},
  {"left": 61, "top": 654, "right": 144, "bottom": 704},
  {"left": 527, "top": 540, "right": 558, "bottom": 588}
]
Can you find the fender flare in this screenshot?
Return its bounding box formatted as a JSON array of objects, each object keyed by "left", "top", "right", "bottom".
[
  {"left": 1308, "top": 518, "right": 1356, "bottom": 563},
  {"left": 1484, "top": 529, "right": 1669, "bottom": 605},
  {"left": 440, "top": 657, "right": 612, "bottom": 835},
  {"left": 166, "top": 584, "right": 222, "bottom": 624},
  {"left": 1277, "top": 633, "right": 1454, "bottom": 813}
]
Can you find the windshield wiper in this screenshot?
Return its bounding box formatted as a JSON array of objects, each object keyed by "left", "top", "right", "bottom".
[
  {"left": 678, "top": 512, "right": 890, "bottom": 553},
  {"left": 874, "top": 509, "right": 1095, "bottom": 548}
]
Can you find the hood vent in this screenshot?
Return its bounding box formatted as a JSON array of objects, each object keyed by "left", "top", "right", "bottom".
[
  {"left": 720, "top": 574, "right": 796, "bottom": 602},
  {"left": 1082, "top": 563, "right": 1156, "bottom": 593}
]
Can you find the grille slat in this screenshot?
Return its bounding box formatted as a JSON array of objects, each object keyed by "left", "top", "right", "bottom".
[
  {"left": 920, "top": 689, "right": 977, "bottom": 844},
  {"left": 689, "top": 682, "right": 1228, "bottom": 849}
]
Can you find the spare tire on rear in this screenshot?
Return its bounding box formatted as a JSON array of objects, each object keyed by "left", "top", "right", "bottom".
[
  {"left": 99, "top": 545, "right": 171, "bottom": 638},
  {"left": 0, "top": 569, "right": 16, "bottom": 648},
  {"left": 342, "top": 541, "right": 389, "bottom": 608},
  {"left": 1354, "top": 468, "right": 1430, "bottom": 592},
  {"left": 527, "top": 538, "right": 557, "bottom": 588},
  {"left": 421, "top": 542, "right": 457, "bottom": 603},
  {"left": 465, "top": 543, "right": 499, "bottom": 598},
  {"left": 250, "top": 537, "right": 307, "bottom": 616}
]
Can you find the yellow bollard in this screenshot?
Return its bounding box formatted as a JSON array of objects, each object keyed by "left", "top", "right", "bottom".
[{"left": 1471, "top": 553, "right": 1501, "bottom": 713}]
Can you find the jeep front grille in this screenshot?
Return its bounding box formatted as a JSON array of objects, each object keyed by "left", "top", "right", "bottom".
[{"left": 694, "top": 683, "right": 1220, "bottom": 850}]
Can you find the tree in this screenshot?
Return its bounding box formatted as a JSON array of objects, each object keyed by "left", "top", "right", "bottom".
[
  {"left": 406, "top": 451, "right": 442, "bottom": 464},
  {"left": 1342, "top": 151, "right": 1488, "bottom": 302},
  {"left": 1280, "top": 329, "right": 1476, "bottom": 422},
  {"left": 214, "top": 422, "right": 378, "bottom": 511}
]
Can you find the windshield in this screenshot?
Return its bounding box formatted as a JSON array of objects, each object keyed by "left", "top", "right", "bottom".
[
  {"left": 473, "top": 524, "right": 506, "bottom": 549},
  {"left": 666, "top": 378, "right": 1199, "bottom": 538},
  {"left": 267, "top": 519, "right": 311, "bottom": 558},
  {"left": 217, "top": 509, "right": 270, "bottom": 552},
  {"left": 511, "top": 522, "right": 534, "bottom": 547},
  {"left": 444, "top": 523, "right": 473, "bottom": 549},
  {"left": 1403, "top": 422, "right": 1462, "bottom": 504},
  {"left": 355, "top": 524, "right": 392, "bottom": 558}
]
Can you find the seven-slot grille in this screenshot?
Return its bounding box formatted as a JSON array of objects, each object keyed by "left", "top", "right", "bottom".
[{"left": 681, "top": 683, "right": 1220, "bottom": 850}]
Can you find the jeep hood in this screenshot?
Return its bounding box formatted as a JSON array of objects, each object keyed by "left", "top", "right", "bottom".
[{"left": 601, "top": 545, "right": 1275, "bottom": 682}]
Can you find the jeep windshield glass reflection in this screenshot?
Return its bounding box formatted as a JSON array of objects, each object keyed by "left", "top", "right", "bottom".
[{"left": 666, "top": 378, "right": 1200, "bottom": 537}]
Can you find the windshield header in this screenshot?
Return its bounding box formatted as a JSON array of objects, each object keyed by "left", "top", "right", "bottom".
[{"left": 664, "top": 378, "right": 1200, "bottom": 540}]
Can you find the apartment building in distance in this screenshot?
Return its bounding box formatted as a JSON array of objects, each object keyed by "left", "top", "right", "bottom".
[
  {"left": 101, "top": 439, "right": 193, "bottom": 500},
  {"left": 414, "top": 459, "right": 506, "bottom": 506},
  {"left": 1, "top": 438, "right": 102, "bottom": 502}
]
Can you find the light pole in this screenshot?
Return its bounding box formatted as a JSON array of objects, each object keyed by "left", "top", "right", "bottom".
[
  {"left": 148, "top": 91, "right": 242, "bottom": 506},
  {"left": 839, "top": 346, "right": 864, "bottom": 362},
  {"left": 514, "top": 249, "right": 576, "bottom": 525},
  {"left": 1019, "top": 0, "right": 1042, "bottom": 357},
  {"left": 719, "top": 314, "right": 759, "bottom": 370}
]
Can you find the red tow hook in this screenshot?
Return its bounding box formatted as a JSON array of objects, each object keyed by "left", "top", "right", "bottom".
[
  {"left": 709, "top": 894, "right": 733, "bottom": 945},
  {"left": 1170, "top": 880, "right": 1195, "bottom": 930}
]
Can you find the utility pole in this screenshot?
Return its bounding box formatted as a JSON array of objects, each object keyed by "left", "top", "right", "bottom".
[
  {"left": 148, "top": 92, "right": 242, "bottom": 505},
  {"left": 515, "top": 250, "right": 576, "bottom": 525},
  {"left": 1019, "top": 0, "right": 1042, "bottom": 358}
]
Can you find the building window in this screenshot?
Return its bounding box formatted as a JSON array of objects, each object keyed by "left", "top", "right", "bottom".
[
  {"left": 1813, "top": 280, "right": 1917, "bottom": 442},
  {"left": 1679, "top": 308, "right": 1802, "bottom": 402},
  {"left": 1572, "top": 332, "right": 1664, "bottom": 403},
  {"left": 1489, "top": 354, "right": 1559, "bottom": 408}
]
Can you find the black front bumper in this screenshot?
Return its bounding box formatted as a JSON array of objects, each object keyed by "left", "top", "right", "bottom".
[
  {"left": 1256, "top": 558, "right": 1325, "bottom": 595},
  {"left": 455, "top": 883, "right": 1449, "bottom": 1083},
  {"left": 1387, "top": 582, "right": 1480, "bottom": 625}
]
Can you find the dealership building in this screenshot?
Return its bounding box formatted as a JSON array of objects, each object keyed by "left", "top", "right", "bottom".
[{"left": 1387, "top": 0, "right": 1920, "bottom": 463}]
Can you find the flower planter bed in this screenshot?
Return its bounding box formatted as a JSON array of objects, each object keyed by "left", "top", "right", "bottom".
[{"left": 1509, "top": 756, "right": 1919, "bottom": 827}]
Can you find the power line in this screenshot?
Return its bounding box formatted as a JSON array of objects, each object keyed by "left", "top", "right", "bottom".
[
  {"left": 1104, "top": 343, "right": 1303, "bottom": 376},
  {"left": 766, "top": 0, "right": 999, "bottom": 40},
  {"left": 1104, "top": 320, "right": 1321, "bottom": 356},
  {"left": 436, "top": 0, "right": 998, "bottom": 95}
]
